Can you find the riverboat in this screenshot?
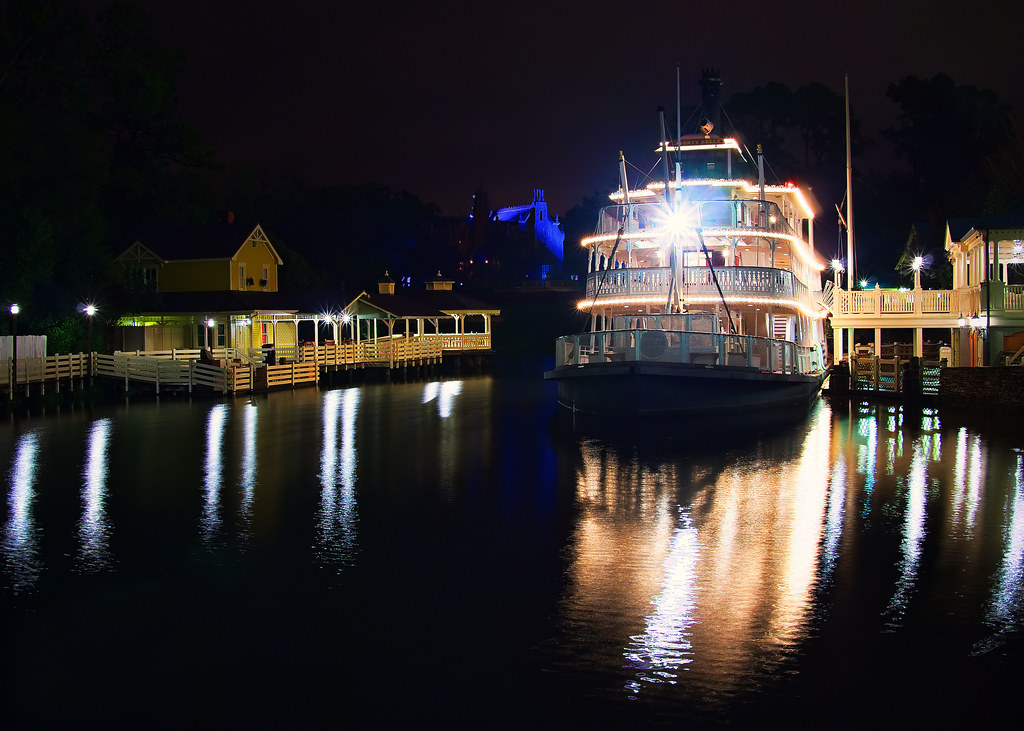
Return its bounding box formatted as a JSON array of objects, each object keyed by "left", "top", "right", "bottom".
[{"left": 544, "top": 70, "right": 829, "bottom": 417}]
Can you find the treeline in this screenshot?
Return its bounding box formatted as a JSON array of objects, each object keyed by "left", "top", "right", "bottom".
[
  {"left": 715, "top": 75, "right": 1020, "bottom": 286},
  {"left": 3, "top": 1, "right": 1022, "bottom": 350},
  {"left": 561, "top": 76, "right": 1024, "bottom": 289}
]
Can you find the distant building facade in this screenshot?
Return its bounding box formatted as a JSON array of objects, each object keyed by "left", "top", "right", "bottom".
[
  {"left": 458, "top": 188, "right": 566, "bottom": 287},
  {"left": 491, "top": 188, "right": 565, "bottom": 266}
]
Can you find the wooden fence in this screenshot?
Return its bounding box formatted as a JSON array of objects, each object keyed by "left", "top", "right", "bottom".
[
  {"left": 2, "top": 353, "right": 91, "bottom": 397},
  {"left": 850, "top": 355, "right": 942, "bottom": 395},
  {"left": 4, "top": 332, "right": 484, "bottom": 399}
]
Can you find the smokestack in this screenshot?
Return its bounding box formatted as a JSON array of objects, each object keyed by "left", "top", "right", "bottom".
[{"left": 697, "top": 67, "right": 723, "bottom": 135}]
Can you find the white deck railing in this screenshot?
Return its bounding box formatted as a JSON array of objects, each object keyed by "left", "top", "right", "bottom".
[
  {"left": 553, "top": 328, "right": 825, "bottom": 376},
  {"left": 585, "top": 266, "right": 814, "bottom": 307},
  {"left": 591, "top": 199, "right": 799, "bottom": 239}
]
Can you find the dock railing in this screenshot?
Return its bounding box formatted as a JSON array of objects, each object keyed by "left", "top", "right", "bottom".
[
  {"left": 3, "top": 353, "right": 92, "bottom": 395},
  {"left": 6, "top": 332, "right": 478, "bottom": 398},
  {"left": 850, "top": 354, "right": 944, "bottom": 394},
  {"left": 95, "top": 353, "right": 236, "bottom": 393}
]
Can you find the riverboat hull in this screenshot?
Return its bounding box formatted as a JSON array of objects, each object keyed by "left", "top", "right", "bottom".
[{"left": 544, "top": 361, "right": 825, "bottom": 417}]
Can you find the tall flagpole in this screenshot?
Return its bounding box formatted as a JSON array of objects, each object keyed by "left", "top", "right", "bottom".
[
  {"left": 845, "top": 74, "right": 854, "bottom": 292},
  {"left": 676, "top": 64, "right": 682, "bottom": 145}
]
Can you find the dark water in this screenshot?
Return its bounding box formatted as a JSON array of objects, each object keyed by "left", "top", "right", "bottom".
[{"left": 2, "top": 359, "right": 1021, "bottom": 728}]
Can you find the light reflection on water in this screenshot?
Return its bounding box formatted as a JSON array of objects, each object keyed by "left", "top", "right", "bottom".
[
  {"left": 882, "top": 441, "right": 928, "bottom": 630},
  {"left": 200, "top": 403, "right": 229, "bottom": 541},
  {"left": 975, "top": 447, "right": 1024, "bottom": 654},
  {"left": 559, "top": 400, "right": 1024, "bottom": 715},
  {"left": 238, "top": 402, "right": 258, "bottom": 539},
  {"left": 567, "top": 407, "right": 834, "bottom": 706},
  {"left": 316, "top": 387, "right": 360, "bottom": 575},
  {"left": 3, "top": 431, "right": 41, "bottom": 592},
  {"left": 0, "top": 381, "right": 1023, "bottom": 725},
  {"left": 78, "top": 418, "right": 113, "bottom": 572}
]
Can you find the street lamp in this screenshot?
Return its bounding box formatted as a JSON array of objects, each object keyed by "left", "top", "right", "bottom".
[
  {"left": 10, "top": 304, "right": 19, "bottom": 387},
  {"left": 205, "top": 318, "right": 215, "bottom": 349},
  {"left": 830, "top": 259, "right": 845, "bottom": 288},
  {"left": 84, "top": 304, "right": 97, "bottom": 353},
  {"left": 912, "top": 256, "right": 924, "bottom": 290}
]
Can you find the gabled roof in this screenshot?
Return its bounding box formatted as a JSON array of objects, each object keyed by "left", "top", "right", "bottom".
[
  {"left": 947, "top": 211, "right": 1024, "bottom": 243},
  {"left": 354, "top": 290, "right": 501, "bottom": 319},
  {"left": 120, "top": 288, "right": 372, "bottom": 318},
  {"left": 119, "top": 222, "right": 283, "bottom": 264},
  {"left": 124, "top": 290, "right": 299, "bottom": 316}
]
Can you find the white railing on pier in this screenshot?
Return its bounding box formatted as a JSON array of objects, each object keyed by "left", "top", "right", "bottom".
[
  {"left": 6, "top": 332, "right": 489, "bottom": 396},
  {"left": 95, "top": 353, "right": 236, "bottom": 393},
  {"left": 553, "top": 329, "right": 825, "bottom": 376}
]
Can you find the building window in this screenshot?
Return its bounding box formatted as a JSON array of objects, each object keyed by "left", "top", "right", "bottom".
[
  {"left": 217, "top": 323, "right": 226, "bottom": 347},
  {"left": 239, "top": 264, "right": 246, "bottom": 290},
  {"left": 262, "top": 266, "right": 270, "bottom": 288},
  {"left": 261, "top": 323, "right": 269, "bottom": 345}
]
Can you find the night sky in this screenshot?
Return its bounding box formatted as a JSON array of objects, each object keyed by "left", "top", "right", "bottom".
[{"left": 113, "top": 1, "right": 1023, "bottom": 220}]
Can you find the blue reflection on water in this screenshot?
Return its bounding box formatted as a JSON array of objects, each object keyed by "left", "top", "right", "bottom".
[
  {"left": 3, "top": 431, "right": 41, "bottom": 593},
  {"left": 883, "top": 440, "right": 928, "bottom": 630},
  {"left": 856, "top": 408, "right": 876, "bottom": 517},
  {"left": 821, "top": 460, "right": 847, "bottom": 582},
  {"left": 975, "top": 449, "right": 1024, "bottom": 654},
  {"left": 78, "top": 418, "right": 114, "bottom": 572}
]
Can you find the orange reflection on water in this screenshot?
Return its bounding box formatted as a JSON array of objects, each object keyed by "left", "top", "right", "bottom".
[{"left": 565, "top": 410, "right": 834, "bottom": 702}]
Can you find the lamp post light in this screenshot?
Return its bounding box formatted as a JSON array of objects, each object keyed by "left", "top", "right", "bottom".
[
  {"left": 831, "top": 259, "right": 845, "bottom": 288},
  {"left": 912, "top": 256, "right": 924, "bottom": 290},
  {"left": 205, "top": 318, "right": 215, "bottom": 350},
  {"left": 85, "top": 304, "right": 96, "bottom": 353},
  {"left": 9, "top": 303, "right": 19, "bottom": 387}
]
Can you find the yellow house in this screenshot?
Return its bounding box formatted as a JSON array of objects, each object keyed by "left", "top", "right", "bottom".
[
  {"left": 114, "top": 220, "right": 299, "bottom": 354},
  {"left": 116, "top": 220, "right": 282, "bottom": 293}
]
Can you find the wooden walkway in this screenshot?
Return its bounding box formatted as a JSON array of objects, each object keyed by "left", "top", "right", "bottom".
[{"left": 2, "top": 334, "right": 486, "bottom": 399}]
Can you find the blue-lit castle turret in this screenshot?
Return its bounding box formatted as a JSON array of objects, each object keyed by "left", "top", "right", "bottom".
[
  {"left": 461, "top": 188, "right": 567, "bottom": 287},
  {"left": 492, "top": 189, "right": 565, "bottom": 266}
]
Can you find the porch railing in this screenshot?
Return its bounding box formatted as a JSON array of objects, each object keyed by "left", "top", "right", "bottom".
[{"left": 827, "top": 284, "right": 1024, "bottom": 318}]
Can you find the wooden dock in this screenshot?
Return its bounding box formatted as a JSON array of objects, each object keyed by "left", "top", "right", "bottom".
[{"left": 2, "top": 334, "right": 483, "bottom": 400}]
